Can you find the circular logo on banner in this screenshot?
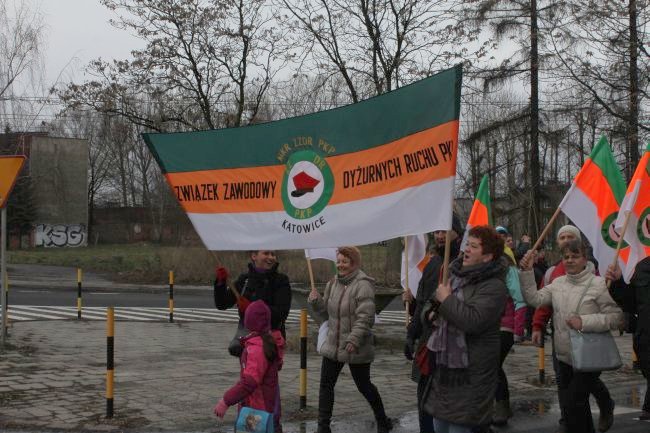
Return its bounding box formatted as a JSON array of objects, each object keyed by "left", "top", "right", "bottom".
[
  {"left": 638, "top": 207, "right": 650, "bottom": 247},
  {"left": 281, "top": 149, "right": 334, "bottom": 220},
  {"left": 601, "top": 212, "right": 629, "bottom": 249}
]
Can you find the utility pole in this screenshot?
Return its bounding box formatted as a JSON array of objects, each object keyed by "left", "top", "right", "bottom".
[{"left": 1, "top": 205, "right": 7, "bottom": 348}]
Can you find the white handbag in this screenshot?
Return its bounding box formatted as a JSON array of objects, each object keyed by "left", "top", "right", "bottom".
[
  {"left": 317, "top": 321, "right": 329, "bottom": 354},
  {"left": 568, "top": 276, "right": 622, "bottom": 372}
]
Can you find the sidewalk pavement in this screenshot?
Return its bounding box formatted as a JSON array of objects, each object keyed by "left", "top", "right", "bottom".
[{"left": 0, "top": 318, "right": 647, "bottom": 433}]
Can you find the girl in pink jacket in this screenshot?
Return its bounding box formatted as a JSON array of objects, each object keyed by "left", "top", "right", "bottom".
[{"left": 214, "top": 300, "right": 285, "bottom": 432}]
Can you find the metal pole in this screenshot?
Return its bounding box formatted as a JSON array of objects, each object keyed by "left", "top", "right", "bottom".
[
  {"left": 403, "top": 236, "right": 411, "bottom": 327},
  {"left": 538, "top": 346, "right": 545, "bottom": 385},
  {"left": 106, "top": 307, "right": 114, "bottom": 418},
  {"left": 4, "top": 272, "right": 8, "bottom": 331},
  {"left": 168, "top": 271, "right": 174, "bottom": 323},
  {"left": 299, "top": 309, "right": 308, "bottom": 410},
  {"left": 1, "top": 207, "right": 7, "bottom": 347},
  {"left": 77, "top": 268, "right": 82, "bottom": 319}
]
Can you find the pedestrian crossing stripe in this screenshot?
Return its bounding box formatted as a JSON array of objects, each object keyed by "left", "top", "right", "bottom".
[{"left": 1, "top": 306, "right": 407, "bottom": 325}]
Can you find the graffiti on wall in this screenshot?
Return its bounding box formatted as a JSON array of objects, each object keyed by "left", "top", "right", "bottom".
[{"left": 35, "top": 224, "right": 87, "bottom": 247}]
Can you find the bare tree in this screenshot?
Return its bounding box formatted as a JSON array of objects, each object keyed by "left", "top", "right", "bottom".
[
  {"left": 56, "top": 0, "right": 285, "bottom": 132},
  {"left": 461, "top": 0, "right": 577, "bottom": 237},
  {"left": 546, "top": 0, "right": 650, "bottom": 180},
  {"left": 0, "top": 0, "right": 45, "bottom": 131},
  {"left": 276, "top": 0, "right": 486, "bottom": 102}
]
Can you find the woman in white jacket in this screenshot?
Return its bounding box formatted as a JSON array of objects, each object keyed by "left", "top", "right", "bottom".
[{"left": 519, "top": 240, "right": 622, "bottom": 433}]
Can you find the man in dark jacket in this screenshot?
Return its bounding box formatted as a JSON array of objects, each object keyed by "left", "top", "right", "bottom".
[
  {"left": 609, "top": 256, "right": 650, "bottom": 421},
  {"left": 214, "top": 250, "right": 292, "bottom": 356},
  {"left": 405, "top": 249, "right": 443, "bottom": 433},
  {"left": 631, "top": 257, "right": 650, "bottom": 420},
  {"left": 403, "top": 216, "right": 463, "bottom": 433}
]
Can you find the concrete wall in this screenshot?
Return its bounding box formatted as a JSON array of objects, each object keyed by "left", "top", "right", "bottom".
[
  {"left": 91, "top": 207, "right": 202, "bottom": 246},
  {"left": 30, "top": 136, "right": 88, "bottom": 247}
]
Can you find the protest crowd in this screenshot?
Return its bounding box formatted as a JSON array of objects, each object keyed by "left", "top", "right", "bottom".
[
  {"left": 194, "top": 136, "right": 650, "bottom": 433},
  {"left": 207, "top": 215, "right": 649, "bottom": 433}
]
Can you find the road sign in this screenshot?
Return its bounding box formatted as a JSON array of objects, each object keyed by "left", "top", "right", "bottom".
[{"left": 0, "top": 156, "right": 26, "bottom": 209}]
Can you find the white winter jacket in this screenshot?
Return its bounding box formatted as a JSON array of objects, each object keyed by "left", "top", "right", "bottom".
[{"left": 520, "top": 262, "right": 623, "bottom": 365}]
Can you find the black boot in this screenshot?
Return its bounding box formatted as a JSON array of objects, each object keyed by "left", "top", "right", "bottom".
[
  {"left": 316, "top": 423, "right": 332, "bottom": 433},
  {"left": 376, "top": 416, "right": 394, "bottom": 433}
]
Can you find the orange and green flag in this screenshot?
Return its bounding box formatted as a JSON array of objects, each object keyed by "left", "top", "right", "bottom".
[
  {"left": 144, "top": 66, "right": 462, "bottom": 250},
  {"left": 558, "top": 136, "right": 629, "bottom": 275},
  {"left": 615, "top": 142, "right": 650, "bottom": 282},
  {"left": 460, "top": 174, "right": 491, "bottom": 250}
]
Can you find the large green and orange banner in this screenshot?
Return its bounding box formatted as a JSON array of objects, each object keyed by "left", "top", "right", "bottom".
[
  {"left": 615, "top": 142, "right": 650, "bottom": 282},
  {"left": 144, "top": 66, "right": 462, "bottom": 250},
  {"left": 558, "top": 136, "right": 629, "bottom": 275}
]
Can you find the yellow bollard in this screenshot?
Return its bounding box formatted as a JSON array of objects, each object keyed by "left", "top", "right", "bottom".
[
  {"left": 299, "top": 309, "right": 308, "bottom": 410},
  {"left": 106, "top": 307, "right": 114, "bottom": 418},
  {"left": 632, "top": 349, "right": 640, "bottom": 370},
  {"left": 168, "top": 271, "right": 174, "bottom": 323},
  {"left": 77, "top": 268, "right": 82, "bottom": 319},
  {"left": 538, "top": 346, "right": 545, "bottom": 385}
]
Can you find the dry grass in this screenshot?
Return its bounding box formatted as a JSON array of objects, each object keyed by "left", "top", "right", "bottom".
[{"left": 9, "top": 243, "right": 401, "bottom": 287}]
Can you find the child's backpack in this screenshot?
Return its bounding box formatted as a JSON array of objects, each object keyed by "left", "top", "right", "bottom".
[{"left": 234, "top": 406, "right": 273, "bottom": 433}]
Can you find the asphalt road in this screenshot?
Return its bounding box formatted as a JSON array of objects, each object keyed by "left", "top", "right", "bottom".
[{"left": 5, "top": 263, "right": 406, "bottom": 311}]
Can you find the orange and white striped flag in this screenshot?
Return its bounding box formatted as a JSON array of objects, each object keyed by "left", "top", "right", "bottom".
[
  {"left": 614, "top": 142, "right": 650, "bottom": 282},
  {"left": 558, "top": 136, "right": 629, "bottom": 276},
  {"left": 401, "top": 234, "right": 431, "bottom": 297}
]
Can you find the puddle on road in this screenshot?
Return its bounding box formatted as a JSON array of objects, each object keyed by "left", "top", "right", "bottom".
[{"left": 512, "top": 382, "right": 647, "bottom": 417}]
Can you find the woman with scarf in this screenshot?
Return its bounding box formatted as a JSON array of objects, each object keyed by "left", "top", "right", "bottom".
[
  {"left": 422, "top": 225, "right": 508, "bottom": 433},
  {"left": 520, "top": 240, "right": 622, "bottom": 433},
  {"left": 308, "top": 246, "right": 393, "bottom": 433}
]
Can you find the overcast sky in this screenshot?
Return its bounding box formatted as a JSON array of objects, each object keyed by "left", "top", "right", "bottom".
[{"left": 36, "top": 0, "right": 142, "bottom": 89}]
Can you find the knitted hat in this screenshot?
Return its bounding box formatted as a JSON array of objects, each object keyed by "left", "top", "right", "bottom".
[
  {"left": 557, "top": 225, "right": 581, "bottom": 241},
  {"left": 495, "top": 225, "right": 509, "bottom": 235},
  {"left": 244, "top": 300, "right": 271, "bottom": 333}
]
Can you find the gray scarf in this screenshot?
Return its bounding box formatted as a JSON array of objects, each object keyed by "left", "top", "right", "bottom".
[{"left": 426, "top": 275, "right": 469, "bottom": 370}]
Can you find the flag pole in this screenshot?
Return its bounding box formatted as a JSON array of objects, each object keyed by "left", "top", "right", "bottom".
[
  {"left": 606, "top": 210, "right": 633, "bottom": 289},
  {"left": 306, "top": 257, "right": 318, "bottom": 297},
  {"left": 404, "top": 236, "right": 411, "bottom": 327},
  {"left": 209, "top": 250, "right": 241, "bottom": 300},
  {"left": 441, "top": 229, "right": 451, "bottom": 285},
  {"left": 531, "top": 207, "right": 563, "bottom": 252},
  {"left": 441, "top": 191, "right": 458, "bottom": 286}
]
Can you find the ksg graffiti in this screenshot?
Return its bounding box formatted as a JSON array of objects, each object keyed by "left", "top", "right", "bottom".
[{"left": 35, "top": 224, "right": 87, "bottom": 247}]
